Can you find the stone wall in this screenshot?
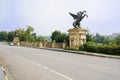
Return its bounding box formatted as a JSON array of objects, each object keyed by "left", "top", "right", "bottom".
[{"left": 20, "top": 41, "right": 67, "bottom": 49}]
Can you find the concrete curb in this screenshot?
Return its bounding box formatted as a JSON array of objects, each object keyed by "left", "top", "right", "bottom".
[
  {"left": 38, "top": 47, "right": 120, "bottom": 59},
  {"left": 0, "top": 63, "right": 8, "bottom": 80}
]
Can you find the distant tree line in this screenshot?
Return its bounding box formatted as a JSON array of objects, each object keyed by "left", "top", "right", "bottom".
[
  {"left": 0, "top": 26, "right": 47, "bottom": 42},
  {"left": 0, "top": 27, "right": 69, "bottom": 43},
  {"left": 86, "top": 32, "right": 120, "bottom": 45}
]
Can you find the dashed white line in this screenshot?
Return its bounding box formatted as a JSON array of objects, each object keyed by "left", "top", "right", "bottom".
[{"left": 14, "top": 55, "right": 73, "bottom": 80}]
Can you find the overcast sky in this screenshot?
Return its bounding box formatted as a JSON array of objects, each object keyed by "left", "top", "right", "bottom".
[{"left": 0, "top": 0, "right": 120, "bottom": 36}]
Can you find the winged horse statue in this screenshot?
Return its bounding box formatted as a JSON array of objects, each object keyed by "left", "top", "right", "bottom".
[{"left": 69, "top": 10, "right": 88, "bottom": 28}]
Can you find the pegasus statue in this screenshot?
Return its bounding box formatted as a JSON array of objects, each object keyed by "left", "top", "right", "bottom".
[{"left": 69, "top": 10, "right": 88, "bottom": 28}]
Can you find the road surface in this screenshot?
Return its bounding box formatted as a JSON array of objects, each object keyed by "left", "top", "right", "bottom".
[{"left": 0, "top": 43, "right": 120, "bottom": 80}]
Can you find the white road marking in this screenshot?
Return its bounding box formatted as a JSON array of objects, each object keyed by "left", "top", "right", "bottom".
[
  {"left": 43, "top": 66, "right": 73, "bottom": 80},
  {"left": 14, "top": 55, "right": 73, "bottom": 80}
]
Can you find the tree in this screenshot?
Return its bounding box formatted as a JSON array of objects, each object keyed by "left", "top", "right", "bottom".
[
  {"left": 14, "top": 28, "right": 26, "bottom": 41},
  {"left": 115, "top": 35, "right": 120, "bottom": 45},
  {"left": 0, "top": 31, "right": 8, "bottom": 41},
  {"left": 25, "top": 26, "right": 35, "bottom": 42},
  {"left": 8, "top": 31, "right": 16, "bottom": 41},
  {"left": 26, "top": 26, "right": 34, "bottom": 34},
  {"left": 93, "top": 33, "right": 105, "bottom": 43},
  {"left": 86, "top": 32, "right": 93, "bottom": 42},
  {"left": 36, "top": 36, "right": 47, "bottom": 42},
  {"left": 51, "top": 30, "right": 61, "bottom": 42},
  {"left": 51, "top": 30, "right": 68, "bottom": 43},
  {"left": 56, "top": 33, "right": 67, "bottom": 43},
  {"left": 32, "top": 33, "right": 37, "bottom": 41},
  {"left": 14, "top": 26, "right": 36, "bottom": 42},
  {"left": 104, "top": 37, "right": 111, "bottom": 44}
]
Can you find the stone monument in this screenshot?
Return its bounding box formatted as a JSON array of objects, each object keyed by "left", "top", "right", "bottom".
[
  {"left": 68, "top": 10, "right": 88, "bottom": 49},
  {"left": 68, "top": 28, "right": 87, "bottom": 49},
  {"left": 13, "top": 37, "right": 20, "bottom": 46},
  {"left": 13, "top": 32, "right": 20, "bottom": 46}
]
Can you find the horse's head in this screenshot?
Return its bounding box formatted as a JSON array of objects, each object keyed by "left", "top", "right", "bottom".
[
  {"left": 83, "top": 10, "right": 87, "bottom": 13},
  {"left": 85, "top": 14, "right": 88, "bottom": 18}
]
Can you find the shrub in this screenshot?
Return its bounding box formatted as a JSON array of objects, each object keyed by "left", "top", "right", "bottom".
[
  {"left": 79, "top": 46, "right": 85, "bottom": 51},
  {"left": 79, "top": 42, "right": 120, "bottom": 56},
  {"left": 79, "top": 42, "right": 97, "bottom": 52},
  {"left": 86, "top": 43, "right": 97, "bottom": 52}
]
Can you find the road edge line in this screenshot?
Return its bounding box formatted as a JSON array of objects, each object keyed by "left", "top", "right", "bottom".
[{"left": 1, "top": 64, "right": 9, "bottom": 80}]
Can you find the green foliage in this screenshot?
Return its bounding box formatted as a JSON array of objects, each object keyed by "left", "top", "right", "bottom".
[
  {"left": 15, "top": 26, "right": 36, "bottom": 42},
  {"left": 0, "top": 26, "right": 49, "bottom": 42},
  {"left": 51, "top": 30, "right": 61, "bottom": 42},
  {"left": 15, "top": 28, "right": 26, "bottom": 41},
  {"left": 7, "top": 31, "right": 16, "bottom": 41},
  {"left": 79, "top": 42, "right": 97, "bottom": 52},
  {"left": 36, "top": 36, "right": 47, "bottom": 42},
  {"left": 86, "top": 32, "right": 93, "bottom": 42},
  {"left": 92, "top": 33, "right": 115, "bottom": 45},
  {"left": 51, "top": 30, "right": 68, "bottom": 43},
  {"left": 32, "top": 33, "right": 37, "bottom": 41},
  {"left": 115, "top": 35, "right": 120, "bottom": 45},
  {"left": 87, "top": 43, "right": 97, "bottom": 52},
  {"left": 79, "top": 42, "right": 120, "bottom": 55},
  {"left": 93, "top": 33, "right": 105, "bottom": 43},
  {"left": 26, "top": 26, "right": 34, "bottom": 34},
  {"left": 103, "top": 37, "right": 111, "bottom": 44},
  {"left": 0, "top": 31, "right": 8, "bottom": 41},
  {"left": 25, "top": 26, "right": 35, "bottom": 42},
  {"left": 86, "top": 32, "right": 113, "bottom": 44}
]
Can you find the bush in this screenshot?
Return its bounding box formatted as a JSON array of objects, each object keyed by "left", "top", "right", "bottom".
[
  {"left": 79, "top": 42, "right": 120, "bottom": 56},
  {"left": 79, "top": 42, "right": 97, "bottom": 52},
  {"left": 79, "top": 46, "right": 85, "bottom": 51},
  {"left": 87, "top": 44, "right": 97, "bottom": 52}
]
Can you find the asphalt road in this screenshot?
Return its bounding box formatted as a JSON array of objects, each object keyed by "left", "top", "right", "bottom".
[{"left": 0, "top": 43, "right": 120, "bottom": 80}]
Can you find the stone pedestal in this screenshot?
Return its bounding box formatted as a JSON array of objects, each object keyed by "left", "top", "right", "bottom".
[
  {"left": 13, "top": 37, "right": 20, "bottom": 46},
  {"left": 68, "top": 28, "right": 87, "bottom": 50}
]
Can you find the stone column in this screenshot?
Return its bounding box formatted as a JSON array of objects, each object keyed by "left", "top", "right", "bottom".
[
  {"left": 44, "top": 42, "right": 47, "bottom": 47},
  {"left": 52, "top": 40, "right": 55, "bottom": 48},
  {"left": 62, "top": 43, "right": 66, "bottom": 49},
  {"left": 39, "top": 42, "right": 43, "bottom": 48},
  {"left": 62, "top": 40, "right": 66, "bottom": 49}
]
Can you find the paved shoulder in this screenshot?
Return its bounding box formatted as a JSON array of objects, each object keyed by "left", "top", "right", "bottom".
[
  {"left": 0, "top": 63, "right": 8, "bottom": 80},
  {"left": 0, "top": 64, "right": 4, "bottom": 80}
]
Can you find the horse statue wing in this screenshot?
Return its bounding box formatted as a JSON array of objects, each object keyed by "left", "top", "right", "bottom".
[{"left": 69, "top": 12, "right": 77, "bottom": 20}]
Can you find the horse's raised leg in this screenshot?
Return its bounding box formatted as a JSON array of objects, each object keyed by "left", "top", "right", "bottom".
[
  {"left": 73, "top": 22, "right": 76, "bottom": 28},
  {"left": 78, "top": 23, "right": 81, "bottom": 28}
]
